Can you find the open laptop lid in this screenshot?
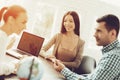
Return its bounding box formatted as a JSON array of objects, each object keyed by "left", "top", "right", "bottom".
[{"left": 17, "top": 31, "right": 44, "bottom": 57}]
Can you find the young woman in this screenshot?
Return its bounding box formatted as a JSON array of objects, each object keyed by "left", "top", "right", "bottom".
[
  {"left": 0, "top": 5, "right": 27, "bottom": 76},
  {"left": 40, "top": 11, "right": 85, "bottom": 70}
]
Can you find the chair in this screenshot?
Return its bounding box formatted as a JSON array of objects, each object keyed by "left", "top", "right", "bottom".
[
  {"left": 74, "top": 56, "right": 96, "bottom": 75},
  {"left": 0, "top": 74, "right": 16, "bottom": 80},
  {"left": 0, "top": 75, "right": 4, "bottom": 80}
]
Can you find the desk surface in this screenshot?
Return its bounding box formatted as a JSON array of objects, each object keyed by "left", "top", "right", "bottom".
[{"left": 5, "top": 55, "right": 66, "bottom": 80}]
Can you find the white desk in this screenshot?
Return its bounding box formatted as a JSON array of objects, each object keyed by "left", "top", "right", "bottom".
[{"left": 4, "top": 55, "right": 66, "bottom": 80}]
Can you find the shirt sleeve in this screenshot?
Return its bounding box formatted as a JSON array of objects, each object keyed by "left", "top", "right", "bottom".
[
  {"left": 61, "top": 68, "right": 85, "bottom": 80},
  {"left": 61, "top": 54, "right": 120, "bottom": 80},
  {"left": 42, "top": 34, "right": 58, "bottom": 51},
  {"left": 85, "top": 54, "right": 120, "bottom": 80},
  {"left": 0, "top": 62, "right": 15, "bottom": 75}
]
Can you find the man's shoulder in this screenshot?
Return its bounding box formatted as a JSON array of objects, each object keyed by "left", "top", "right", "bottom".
[
  {"left": 115, "top": 43, "right": 120, "bottom": 56},
  {"left": 108, "top": 43, "right": 120, "bottom": 57},
  {"left": 117, "top": 42, "right": 120, "bottom": 48},
  {"left": 115, "top": 41, "right": 120, "bottom": 50}
]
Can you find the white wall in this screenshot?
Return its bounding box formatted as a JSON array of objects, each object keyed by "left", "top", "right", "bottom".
[
  {"left": 1, "top": 0, "right": 120, "bottom": 63},
  {"left": 35, "top": 0, "right": 120, "bottom": 63}
]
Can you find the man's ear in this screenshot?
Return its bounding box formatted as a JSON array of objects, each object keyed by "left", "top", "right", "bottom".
[
  {"left": 110, "top": 29, "right": 116, "bottom": 37},
  {"left": 7, "top": 16, "right": 15, "bottom": 25}
]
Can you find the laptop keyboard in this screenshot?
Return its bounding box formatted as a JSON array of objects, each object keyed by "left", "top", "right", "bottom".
[{"left": 6, "top": 49, "right": 23, "bottom": 59}]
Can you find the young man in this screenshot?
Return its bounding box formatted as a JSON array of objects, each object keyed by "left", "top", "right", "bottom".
[{"left": 54, "top": 14, "right": 120, "bottom": 80}]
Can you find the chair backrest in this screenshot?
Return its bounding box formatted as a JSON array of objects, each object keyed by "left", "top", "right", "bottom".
[
  {"left": 0, "top": 76, "right": 4, "bottom": 80},
  {"left": 74, "top": 56, "right": 96, "bottom": 74}
]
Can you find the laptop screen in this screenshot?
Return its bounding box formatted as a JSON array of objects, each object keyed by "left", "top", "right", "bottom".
[{"left": 17, "top": 31, "right": 44, "bottom": 57}]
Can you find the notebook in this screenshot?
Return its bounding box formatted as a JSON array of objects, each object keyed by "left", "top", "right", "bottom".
[{"left": 6, "top": 31, "right": 44, "bottom": 59}]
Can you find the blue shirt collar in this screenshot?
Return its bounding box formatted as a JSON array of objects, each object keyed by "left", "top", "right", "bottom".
[{"left": 102, "top": 39, "right": 119, "bottom": 53}]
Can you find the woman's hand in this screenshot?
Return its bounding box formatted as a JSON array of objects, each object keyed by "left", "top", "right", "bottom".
[
  {"left": 45, "top": 55, "right": 56, "bottom": 62},
  {"left": 39, "top": 50, "right": 46, "bottom": 58}
]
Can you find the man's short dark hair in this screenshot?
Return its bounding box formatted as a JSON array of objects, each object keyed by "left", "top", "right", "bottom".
[{"left": 96, "top": 14, "right": 120, "bottom": 37}]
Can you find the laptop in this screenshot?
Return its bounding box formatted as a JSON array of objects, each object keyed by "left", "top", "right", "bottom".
[{"left": 6, "top": 31, "right": 45, "bottom": 59}]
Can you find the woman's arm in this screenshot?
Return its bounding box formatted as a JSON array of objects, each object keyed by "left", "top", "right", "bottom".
[
  {"left": 39, "top": 34, "right": 59, "bottom": 57},
  {"left": 0, "top": 62, "right": 15, "bottom": 75}
]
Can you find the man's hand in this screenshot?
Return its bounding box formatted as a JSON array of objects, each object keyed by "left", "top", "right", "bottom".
[{"left": 54, "top": 60, "right": 65, "bottom": 72}]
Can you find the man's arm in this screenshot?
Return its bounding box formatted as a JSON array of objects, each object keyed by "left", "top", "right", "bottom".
[
  {"left": 61, "top": 68, "right": 85, "bottom": 80},
  {"left": 54, "top": 60, "right": 85, "bottom": 80},
  {"left": 86, "top": 54, "right": 120, "bottom": 80},
  {"left": 54, "top": 53, "right": 120, "bottom": 80}
]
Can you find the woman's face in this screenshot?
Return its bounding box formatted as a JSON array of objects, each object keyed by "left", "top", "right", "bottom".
[
  {"left": 63, "top": 14, "right": 75, "bottom": 32},
  {"left": 13, "top": 12, "right": 27, "bottom": 34}
]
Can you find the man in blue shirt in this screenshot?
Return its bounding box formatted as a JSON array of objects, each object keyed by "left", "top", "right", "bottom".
[{"left": 53, "top": 14, "right": 120, "bottom": 80}]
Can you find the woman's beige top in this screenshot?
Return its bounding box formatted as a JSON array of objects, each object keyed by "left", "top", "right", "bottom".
[
  {"left": 57, "top": 41, "right": 77, "bottom": 62},
  {"left": 42, "top": 33, "right": 85, "bottom": 69}
]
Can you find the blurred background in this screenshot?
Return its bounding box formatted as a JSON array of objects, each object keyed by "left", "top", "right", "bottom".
[{"left": 1, "top": 0, "right": 120, "bottom": 63}]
